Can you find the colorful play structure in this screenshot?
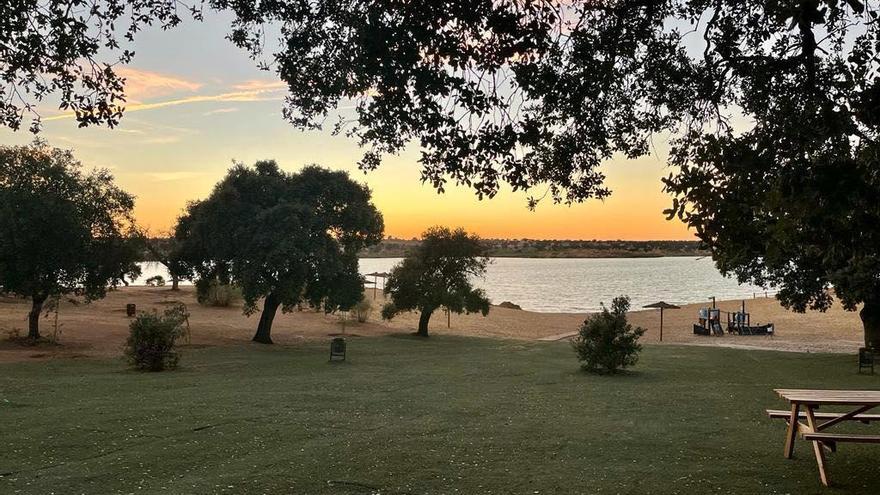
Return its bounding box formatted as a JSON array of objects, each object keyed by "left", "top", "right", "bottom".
[{"left": 693, "top": 299, "right": 774, "bottom": 337}]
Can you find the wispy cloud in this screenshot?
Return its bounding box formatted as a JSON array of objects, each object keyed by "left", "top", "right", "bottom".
[
  {"left": 142, "top": 136, "right": 183, "bottom": 145},
  {"left": 117, "top": 67, "right": 203, "bottom": 102},
  {"left": 42, "top": 86, "right": 285, "bottom": 122},
  {"left": 231, "top": 80, "right": 287, "bottom": 91},
  {"left": 203, "top": 107, "right": 240, "bottom": 116},
  {"left": 146, "top": 171, "right": 208, "bottom": 182}
]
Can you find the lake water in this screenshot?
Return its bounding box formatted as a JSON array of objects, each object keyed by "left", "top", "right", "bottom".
[{"left": 135, "top": 257, "right": 767, "bottom": 313}]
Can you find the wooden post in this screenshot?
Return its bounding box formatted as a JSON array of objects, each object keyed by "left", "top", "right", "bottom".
[
  {"left": 784, "top": 403, "right": 800, "bottom": 459},
  {"left": 659, "top": 308, "right": 664, "bottom": 342},
  {"left": 373, "top": 274, "right": 378, "bottom": 299},
  {"left": 803, "top": 406, "right": 830, "bottom": 486},
  {"left": 447, "top": 307, "right": 450, "bottom": 328}
]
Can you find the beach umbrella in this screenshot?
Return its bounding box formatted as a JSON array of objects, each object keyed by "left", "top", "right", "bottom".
[{"left": 643, "top": 301, "right": 681, "bottom": 342}]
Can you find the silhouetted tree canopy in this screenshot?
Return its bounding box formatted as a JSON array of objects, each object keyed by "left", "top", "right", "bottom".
[
  {"left": 0, "top": 141, "right": 139, "bottom": 340},
  {"left": 382, "top": 226, "right": 490, "bottom": 337},
  {"left": 0, "top": 1, "right": 202, "bottom": 132},
  {"left": 174, "top": 161, "right": 384, "bottom": 344},
  {"left": 8, "top": 2, "right": 876, "bottom": 202}
]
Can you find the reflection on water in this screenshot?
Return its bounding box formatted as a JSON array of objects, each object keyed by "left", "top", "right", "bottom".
[{"left": 134, "top": 257, "right": 767, "bottom": 314}]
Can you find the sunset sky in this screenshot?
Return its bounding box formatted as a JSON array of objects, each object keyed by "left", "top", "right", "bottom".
[{"left": 1, "top": 11, "right": 693, "bottom": 241}]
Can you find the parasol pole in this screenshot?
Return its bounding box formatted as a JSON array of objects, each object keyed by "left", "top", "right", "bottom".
[{"left": 660, "top": 307, "right": 664, "bottom": 342}]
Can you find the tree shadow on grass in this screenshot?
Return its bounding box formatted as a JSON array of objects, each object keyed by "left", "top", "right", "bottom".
[
  {"left": 571, "top": 367, "right": 651, "bottom": 381},
  {"left": 385, "top": 331, "right": 434, "bottom": 341}
]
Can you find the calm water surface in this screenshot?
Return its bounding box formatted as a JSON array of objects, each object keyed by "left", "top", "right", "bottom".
[
  {"left": 137, "top": 257, "right": 766, "bottom": 313},
  {"left": 360, "top": 257, "right": 766, "bottom": 313}
]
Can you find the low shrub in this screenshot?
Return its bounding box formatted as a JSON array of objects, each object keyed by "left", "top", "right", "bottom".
[
  {"left": 354, "top": 296, "right": 372, "bottom": 323},
  {"left": 572, "top": 295, "right": 645, "bottom": 374},
  {"left": 196, "top": 279, "right": 242, "bottom": 307},
  {"left": 124, "top": 304, "right": 189, "bottom": 371},
  {"left": 145, "top": 275, "right": 165, "bottom": 287}
]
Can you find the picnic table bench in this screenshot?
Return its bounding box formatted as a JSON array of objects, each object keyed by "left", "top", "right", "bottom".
[{"left": 768, "top": 389, "right": 880, "bottom": 486}]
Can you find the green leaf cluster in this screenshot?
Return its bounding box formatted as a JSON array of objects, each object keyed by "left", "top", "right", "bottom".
[{"left": 572, "top": 296, "right": 646, "bottom": 374}]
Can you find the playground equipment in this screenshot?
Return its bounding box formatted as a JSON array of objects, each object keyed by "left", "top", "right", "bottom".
[
  {"left": 694, "top": 307, "right": 724, "bottom": 336},
  {"left": 693, "top": 299, "right": 774, "bottom": 337}
]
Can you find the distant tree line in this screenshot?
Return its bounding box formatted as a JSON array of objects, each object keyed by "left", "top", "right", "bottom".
[
  {"left": 361, "top": 238, "right": 707, "bottom": 259},
  {"left": 141, "top": 237, "right": 706, "bottom": 259}
]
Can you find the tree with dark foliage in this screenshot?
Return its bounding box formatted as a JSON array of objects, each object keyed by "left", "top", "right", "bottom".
[
  {"left": 657, "top": 3, "right": 880, "bottom": 349},
  {"left": 665, "top": 131, "right": 880, "bottom": 348},
  {"left": 382, "top": 227, "right": 490, "bottom": 337},
  {"left": 572, "top": 296, "right": 645, "bottom": 374},
  {"left": 0, "top": 141, "right": 140, "bottom": 340},
  {"left": 0, "top": 1, "right": 203, "bottom": 132},
  {"left": 174, "top": 161, "right": 384, "bottom": 344}
]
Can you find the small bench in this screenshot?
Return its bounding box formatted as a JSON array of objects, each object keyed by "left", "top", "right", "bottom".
[
  {"left": 803, "top": 432, "right": 880, "bottom": 444},
  {"left": 766, "top": 409, "right": 880, "bottom": 424}
]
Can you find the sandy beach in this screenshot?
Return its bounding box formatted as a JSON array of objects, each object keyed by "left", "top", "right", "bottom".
[{"left": 0, "top": 286, "right": 865, "bottom": 363}]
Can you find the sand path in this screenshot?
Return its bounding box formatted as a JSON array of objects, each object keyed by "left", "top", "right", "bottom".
[{"left": 0, "top": 286, "right": 866, "bottom": 363}]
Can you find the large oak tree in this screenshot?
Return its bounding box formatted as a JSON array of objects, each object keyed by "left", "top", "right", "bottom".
[
  {"left": 174, "top": 161, "right": 384, "bottom": 344},
  {"left": 0, "top": 141, "right": 140, "bottom": 340}
]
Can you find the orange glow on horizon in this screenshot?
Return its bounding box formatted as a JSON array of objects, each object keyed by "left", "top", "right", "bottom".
[{"left": 126, "top": 155, "right": 695, "bottom": 241}]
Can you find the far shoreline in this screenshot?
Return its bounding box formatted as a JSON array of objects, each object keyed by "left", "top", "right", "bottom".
[
  {"left": 360, "top": 252, "right": 708, "bottom": 259},
  {"left": 142, "top": 238, "right": 707, "bottom": 262}
]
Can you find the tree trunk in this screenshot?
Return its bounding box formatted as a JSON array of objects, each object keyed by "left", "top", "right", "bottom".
[
  {"left": 171, "top": 275, "right": 179, "bottom": 291},
  {"left": 28, "top": 294, "right": 46, "bottom": 340},
  {"left": 252, "top": 292, "right": 281, "bottom": 344},
  {"left": 416, "top": 307, "right": 434, "bottom": 337},
  {"left": 860, "top": 299, "right": 880, "bottom": 349}
]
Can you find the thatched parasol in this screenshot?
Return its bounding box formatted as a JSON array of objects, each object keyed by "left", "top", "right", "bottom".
[
  {"left": 643, "top": 301, "right": 681, "bottom": 342},
  {"left": 365, "top": 271, "right": 390, "bottom": 299}
]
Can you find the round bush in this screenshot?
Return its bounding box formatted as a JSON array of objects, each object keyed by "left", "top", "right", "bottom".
[
  {"left": 572, "top": 296, "right": 646, "bottom": 374},
  {"left": 124, "top": 305, "right": 188, "bottom": 371}
]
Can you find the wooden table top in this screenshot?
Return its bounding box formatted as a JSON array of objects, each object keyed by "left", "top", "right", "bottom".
[{"left": 776, "top": 389, "right": 880, "bottom": 405}]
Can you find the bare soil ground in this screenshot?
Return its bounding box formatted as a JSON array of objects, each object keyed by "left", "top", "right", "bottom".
[{"left": 0, "top": 286, "right": 865, "bottom": 363}]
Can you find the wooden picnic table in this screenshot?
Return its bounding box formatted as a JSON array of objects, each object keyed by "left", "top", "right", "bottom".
[{"left": 773, "top": 388, "right": 880, "bottom": 486}]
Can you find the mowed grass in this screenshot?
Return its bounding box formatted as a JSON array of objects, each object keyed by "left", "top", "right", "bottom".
[{"left": 2, "top": 337, "right": 880, "bottom": 494}]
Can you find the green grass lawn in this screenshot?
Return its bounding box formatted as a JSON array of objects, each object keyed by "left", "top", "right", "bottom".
[{"left": 2, "top": 337, "right": 879, "bottom": 494}]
